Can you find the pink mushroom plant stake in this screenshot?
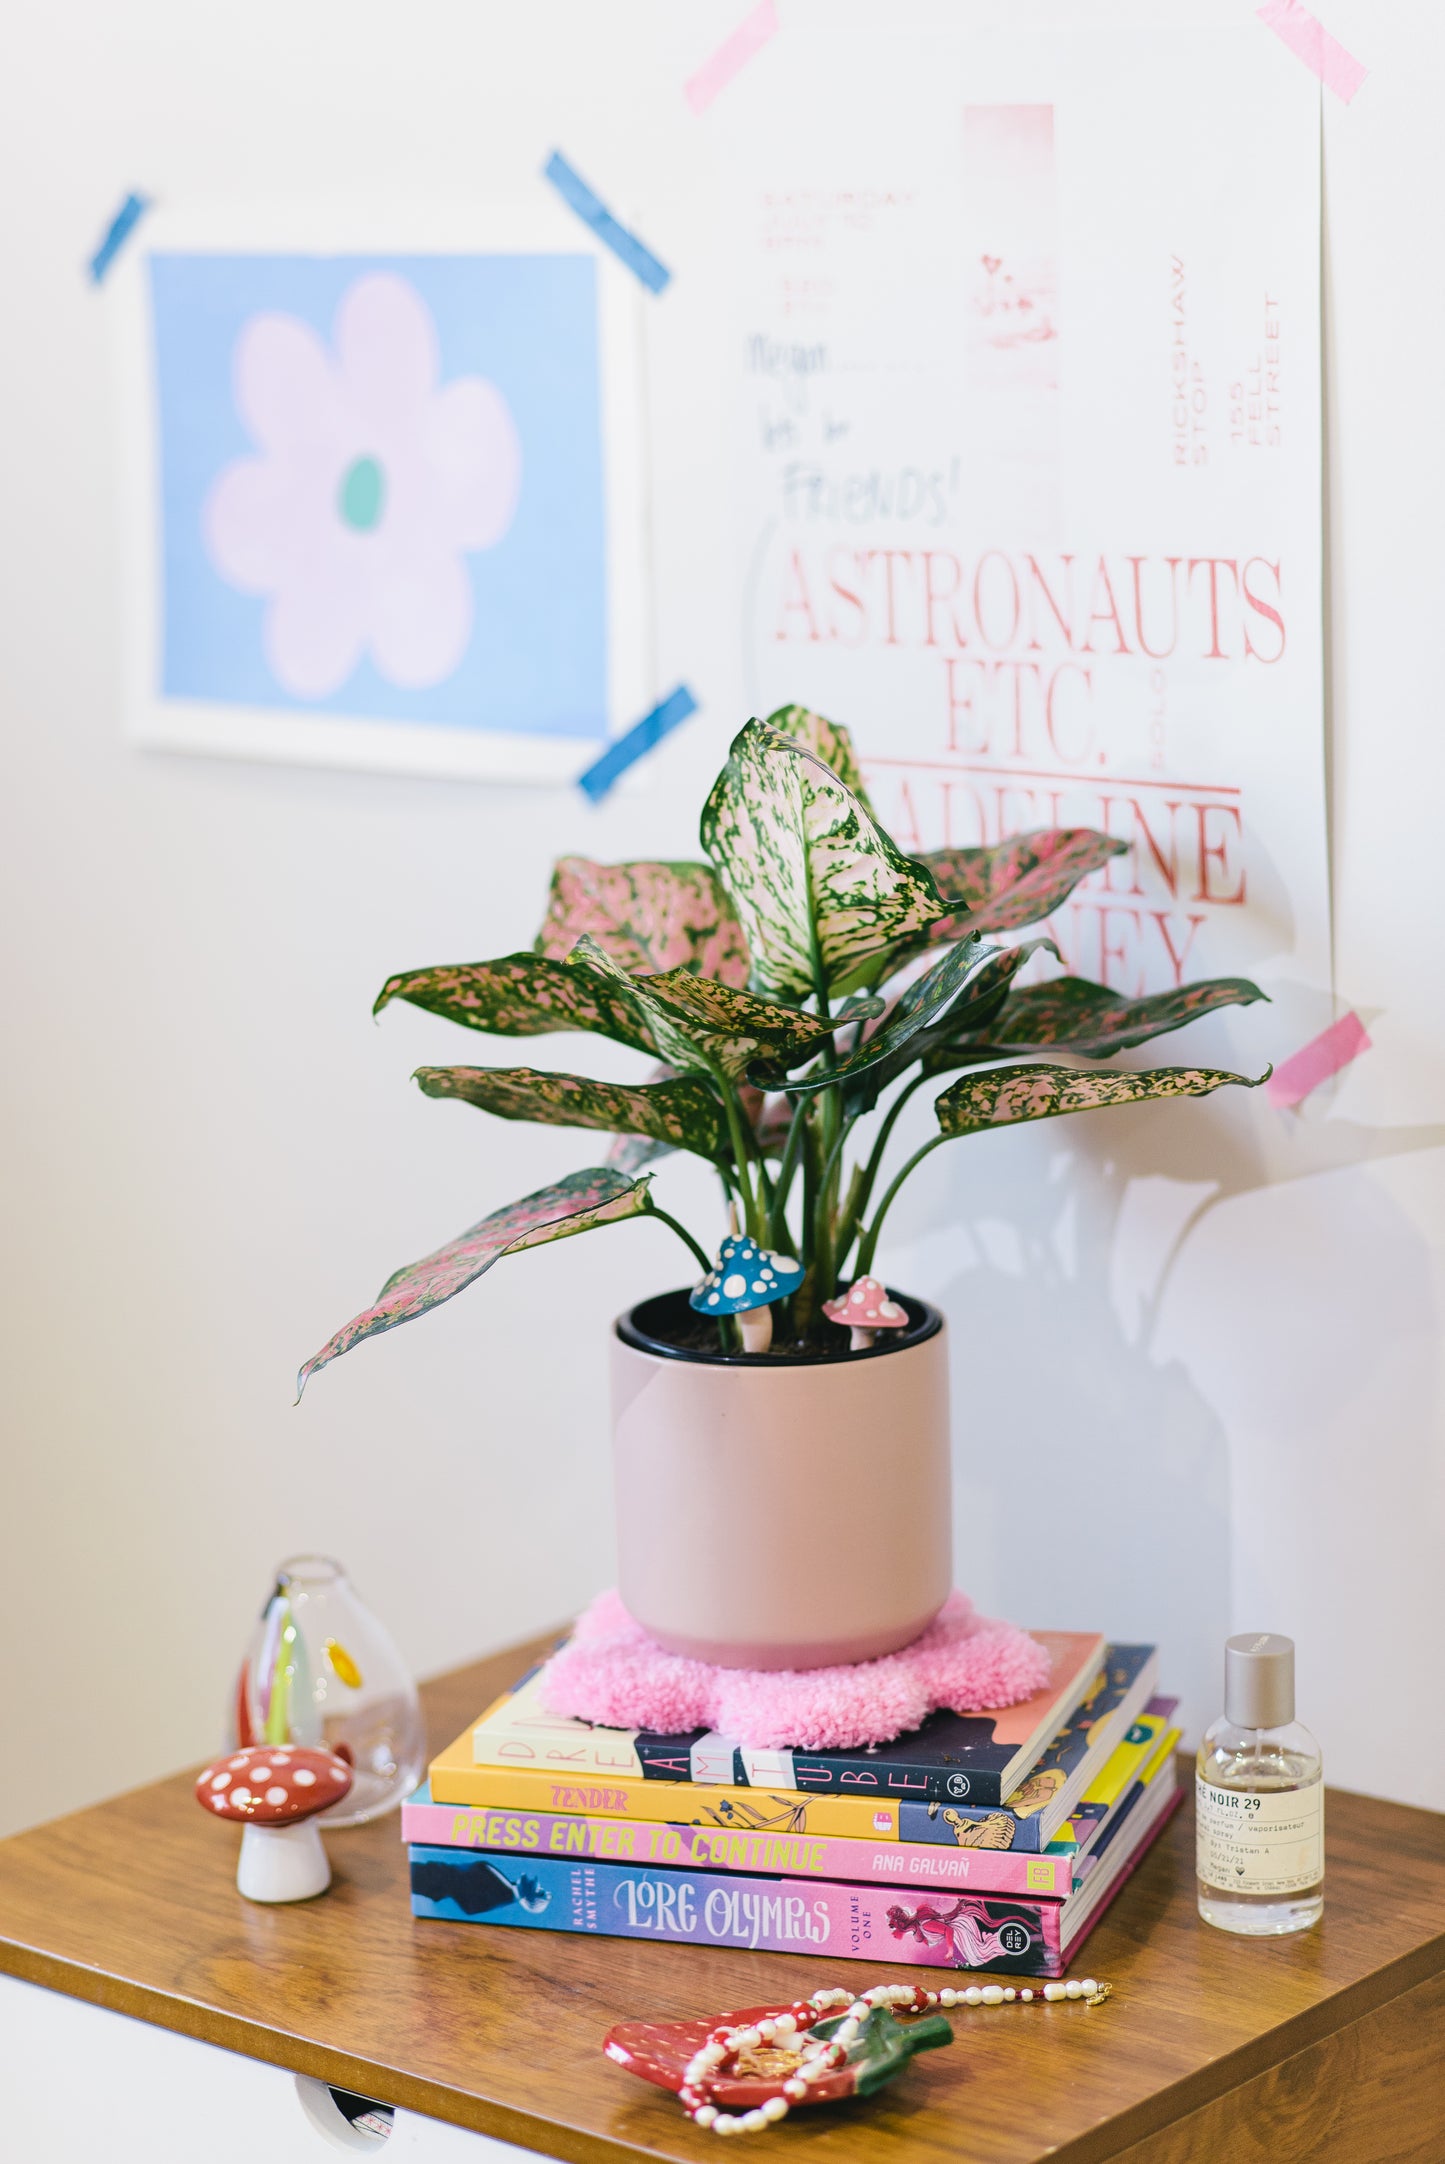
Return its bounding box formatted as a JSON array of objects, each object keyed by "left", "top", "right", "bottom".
[
  {"left": 195, "top": 1742, "right": 353, "bottom": 1903},
  {"left": 822, "top": 1275, "right": 910, "bottom": 1351}
]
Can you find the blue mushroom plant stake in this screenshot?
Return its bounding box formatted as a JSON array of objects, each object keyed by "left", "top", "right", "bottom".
[{"left": 691, "top": 1234, "right": 804, "bottom": 1355}]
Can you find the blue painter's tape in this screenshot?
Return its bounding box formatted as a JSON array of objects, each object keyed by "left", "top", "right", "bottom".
[
  {"left": 542, "top": 152, "right": 671, "bottom": 295},
  {"left": 89, "top": 191, "right": 150, "bottom": 284},
  {"left": 578, "top": 686, "right": 699, "bottom": 802}
]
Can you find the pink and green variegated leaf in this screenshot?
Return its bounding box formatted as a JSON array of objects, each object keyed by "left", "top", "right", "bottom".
[
  {"left": 297, "top": 1169, "right": 651, "bottom": 1393},
  {"left": 919, "top": 830, "right": 1126, "bottom": 944},
  {"left": 373, "top": 952, "right": 657, "bottom": 1058},
  {"left": 763, "top": 704, "right": 876, "bottom": 818},
  {"left": 852, "top": 939, "right": 1058, "bottom": 1111},
  {"left": 935, "top": 1060, "right": 1265, "bottom": 1139},
  {"left": 571, "top": 935, "right": 836, "bottom": 1082},
  {"left": 962, "top": 974, "right": 1268, "bottom": 1059},
  {"left": 764, "top": 935, "right": 999, "bottom": 1095},
  {"left": 413, "top": 1065, "right": 728, "bottom": 1162},
  {"left": 701, "top": 721, "right": 944, "bottom": 1000},
  {"left": 534, "top": 857, "right": 750, "bottom": 987}
]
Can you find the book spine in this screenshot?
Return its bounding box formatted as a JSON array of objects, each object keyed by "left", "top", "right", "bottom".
[
  {"left": 408, "top": 1847, "right": 1069, "bottom": 1976},
  {"left": 1060, "top": 1788, "right": 1184, "bottom": 1961},
  {"left": 399, "top": 1801, "right": 1076, "bottom": 1899},
  {"left": 430, "top": 1763, "right": 903, "bottom": 1839},
  {"left": 786, "top": 1756, "right": 1006, "bottom": 1805},
  {"left": 429, "top": 1762, "right": 1055, "bottom": 1849}
]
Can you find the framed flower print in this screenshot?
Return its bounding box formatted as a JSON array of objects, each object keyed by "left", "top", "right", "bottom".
[{"left": 112, "top": 202, "right": 652, "bottom": 782}]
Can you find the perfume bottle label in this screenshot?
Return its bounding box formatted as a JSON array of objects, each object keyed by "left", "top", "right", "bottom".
[{"left": 1195, "top": 1776, "right": 1324, "bottom": 1894}]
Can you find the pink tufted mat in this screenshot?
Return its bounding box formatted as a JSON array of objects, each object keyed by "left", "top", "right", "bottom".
[{"left": 537, "top": 1588, "right": 1053, "bottom": 1752}]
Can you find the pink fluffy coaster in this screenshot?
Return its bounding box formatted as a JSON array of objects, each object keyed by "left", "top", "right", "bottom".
[{"left": 538, "top": 1589, "right": 1053, "bottom": 1751}]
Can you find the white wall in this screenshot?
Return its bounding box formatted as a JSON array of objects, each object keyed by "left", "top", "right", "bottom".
[{"left": 2, "top": 0, "right": 1441, "bottom": 1838}]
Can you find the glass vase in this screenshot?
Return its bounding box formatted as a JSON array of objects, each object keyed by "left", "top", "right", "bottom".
[{"left": 234, "top": 1555, "right": 425, "bottom": 1825}]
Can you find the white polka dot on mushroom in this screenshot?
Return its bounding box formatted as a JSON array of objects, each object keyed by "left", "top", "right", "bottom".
[
  {"left": 230, "top": 1788, "right": 252, "bottom": 1807},
  {"left": 265, "top": 1786, "right": 289, "bottom": 1806},
  {"left": 722, "top": 1274, "right": 746, "bottom": 1298},
  {"left": 294, "top": 1768, "right": 316, "bottom": 1786},
  {"left": 210, "top": 1772, "right": 231, "bottom": 1789}
]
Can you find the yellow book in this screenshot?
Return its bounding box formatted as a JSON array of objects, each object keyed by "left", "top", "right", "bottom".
[{"left": 429, "top": 1722, "right": 912, "bottom": 1839}]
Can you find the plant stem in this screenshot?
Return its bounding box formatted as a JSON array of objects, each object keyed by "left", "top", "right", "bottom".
[
  {"left": 834, "top": 1162, "right": 869, "bottom": 1271},
  {"left": 716, "top": 1077, "right": 764, "bottom": 1241},
  {"left": 768, "top": 1101, "right": 806, "bottom": 1245},
  {"left": 643, "top": 1202, "right": 712, "bottom": 1276},
  {"left": 855, "top": 1134, "right": 950, "bottom": 1275},
  {"left": 839, "top": 1070, "right": 933, "bottom": 1254},
  {"left": 753, "top": 1139, "right": 777, "bottom": 1217}
]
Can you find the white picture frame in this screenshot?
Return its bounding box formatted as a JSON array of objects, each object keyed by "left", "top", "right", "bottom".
[{"left": 111, "top": 198, "right": 654, "bottom": 784}]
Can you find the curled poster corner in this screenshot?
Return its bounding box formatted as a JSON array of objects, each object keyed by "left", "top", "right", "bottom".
[
  {"left": 1256, "top": 0, "right": 1368, "bottom": 103},
  {"left": 1265, "top": 1011, "right": 1372, "bottom": 1109},
  {"left": 578, "top": 685, "right": 699, "bottom": 803},
  {"left": 685, "top": 0, "right": 780, "bottom": 116},
  {"left": 88, "top": 191, "right": 150, "bottom": 283}
]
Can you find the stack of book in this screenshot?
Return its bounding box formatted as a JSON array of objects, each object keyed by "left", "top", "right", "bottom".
[{"left": 404, "top": 1635, "right": 1181, "bottom": 1979}]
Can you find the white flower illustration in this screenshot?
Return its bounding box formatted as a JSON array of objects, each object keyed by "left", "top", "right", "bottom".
[{"left": 203, "top": 273, "right": 521, "bottom": 698}]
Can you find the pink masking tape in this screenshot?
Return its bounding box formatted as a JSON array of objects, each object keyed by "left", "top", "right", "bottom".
[
  {"left": 1256, "top": 0, "right": 1368, "bottom": 103},
  {"left": 685, "top": 0, "right": 779, "bottom": 115},
  {"left": 1265, "top": 1011, "right": 1372, "bottom": 1109}
]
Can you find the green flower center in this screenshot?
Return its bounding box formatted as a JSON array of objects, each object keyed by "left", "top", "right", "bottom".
[{"left": 338, "top": 455, "right": 385, "bottom": 532}]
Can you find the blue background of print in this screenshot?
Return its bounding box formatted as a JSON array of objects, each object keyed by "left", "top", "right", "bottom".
[{"left": 148, "top": 252, "right": 609, "bottom": 737}]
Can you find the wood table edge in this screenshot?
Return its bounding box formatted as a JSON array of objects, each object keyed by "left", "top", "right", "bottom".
[
  {"left": 1047, "top": 1926, "right": 1445, "bottom": 2164},
  {"left": 0, "top": 1935, "right": 657, "bottom": 2164},
  {"left": 8, "top": 1919, "right": 1445, "bottom": 2164}
]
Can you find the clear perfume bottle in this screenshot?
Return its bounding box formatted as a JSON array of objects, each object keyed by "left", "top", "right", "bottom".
[{"left": 1196, "top": 1632, "right": 1323, "bottom": 1936}]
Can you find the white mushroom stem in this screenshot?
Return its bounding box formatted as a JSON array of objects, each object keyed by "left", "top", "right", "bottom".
[
  {"left": 236, "top": 1818, "right": 331, "bottom": 1903},
  {"left": 738, "top": 1306, "right": 773, "bottom": 1354},
  {"left": 849, "top": 1325, "right": 877, "bottom": 1352}
]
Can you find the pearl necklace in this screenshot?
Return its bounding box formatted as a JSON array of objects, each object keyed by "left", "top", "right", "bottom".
[{"left": 677, "top": 1974, "right": 1110, "bottom": 2135}]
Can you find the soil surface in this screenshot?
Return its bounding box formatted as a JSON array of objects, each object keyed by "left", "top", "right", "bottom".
[{"left": 621, "top": 1285, "right": 938, "bottom": 1365}]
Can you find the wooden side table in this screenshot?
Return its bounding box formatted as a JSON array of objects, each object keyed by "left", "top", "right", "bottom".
[{"left": 2, "top": 1632, "right": 1443, "bottom": 2163}]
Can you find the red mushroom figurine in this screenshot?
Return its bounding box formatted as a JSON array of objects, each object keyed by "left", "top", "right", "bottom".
[
  {"left": 194, "top": 1743, "right": 353, "bottom": 1903},
  {"left": 822, "top": 1276, "right": 909, "bottom": 1352}
]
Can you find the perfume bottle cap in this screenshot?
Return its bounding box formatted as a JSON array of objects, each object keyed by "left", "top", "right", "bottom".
[{"left": 1225, "top": 1632, "right": 1295, "bottom": 1729}]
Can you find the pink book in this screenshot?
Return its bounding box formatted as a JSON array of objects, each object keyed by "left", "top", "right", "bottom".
[
  {"left": 401, "top": 1788, "right": 1076, "bottom": 1900},
  {"left": 409, "top": 1773, "right": 1181, "bottom": 1980}
]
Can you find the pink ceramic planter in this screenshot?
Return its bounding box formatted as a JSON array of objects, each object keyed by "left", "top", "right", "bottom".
[{"left": 610, "top": 1291, "right": 952, "bottom": 1671}]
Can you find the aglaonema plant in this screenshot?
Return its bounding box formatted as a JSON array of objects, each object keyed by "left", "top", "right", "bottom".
[{"left": 298, "top": 707, "right": 1267, "bottom": 1391}]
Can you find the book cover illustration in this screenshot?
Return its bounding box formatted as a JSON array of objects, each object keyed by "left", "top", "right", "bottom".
[
  {"left": 897, "top": 1645, "right": 1157, "bottom": 1849},
  {"left": 469, "top": 1632, "right": 1107, "bottom": 1806},
  {"left": 1072, "top": 1727, "right": 1181, "bottom": 1892},
  {"left": 1050, "top": 1698, "right": 1179, "bottom": 1854},
  {"left": 401, "top": 1785, "right": 1075, "bottom": 1899}
]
